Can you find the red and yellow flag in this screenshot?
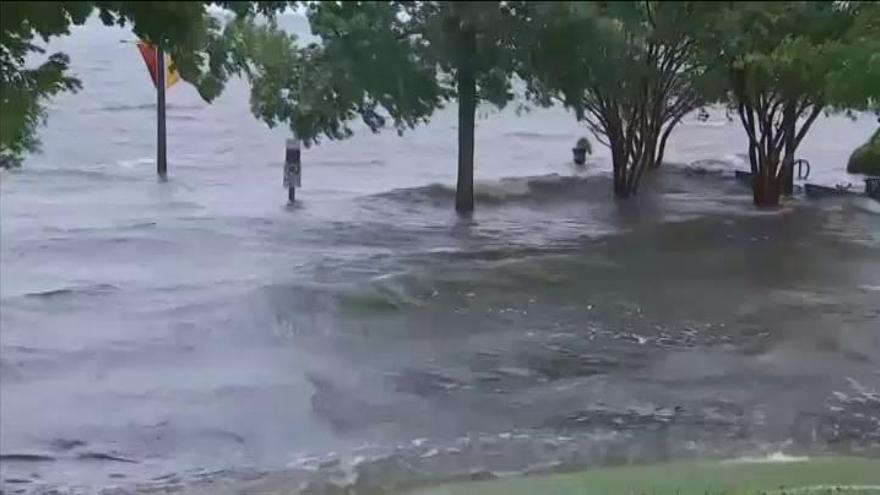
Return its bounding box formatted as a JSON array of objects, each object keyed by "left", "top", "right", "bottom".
[{"left": 136, "top": 40, "right": 180, "bottom": 89}]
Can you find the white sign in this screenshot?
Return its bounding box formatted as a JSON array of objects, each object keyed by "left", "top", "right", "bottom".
[{"left": 284, "top": 161, "right": 301, "bottom": 188}]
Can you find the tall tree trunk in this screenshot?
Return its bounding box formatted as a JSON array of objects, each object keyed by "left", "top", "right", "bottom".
[
  {"left": 455, "top": 28, "right": 477, "bottom": 214},
  {"left": 780, "top": 104, "right": 796, "bottom": 196},
  {"left": 780, "top": 153, "right": 794, "bottom": 196},
  {"left": 738, "top": 101, "right": 781, "bottom": 206}
]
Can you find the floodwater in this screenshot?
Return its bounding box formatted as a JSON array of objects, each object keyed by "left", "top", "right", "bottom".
[{"left": 1, "top": 15, "right": 878, "bottom": 495}]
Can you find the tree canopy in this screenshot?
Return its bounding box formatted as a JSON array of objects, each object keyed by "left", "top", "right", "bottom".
[
  {"left": 3, "top": 1, "right": 878, "bottom": 211},
  {"left": 230, "top": 1, "right": 529, "bottom": 213},
  {"left": 0, "top": 1, "right": 291, "bottom": 168},
  {"left": 522, "top": 1, "right": 721, "bottom": 198},
  {"left": 698, "top": 1, "right": 880, "bottom": 205}
]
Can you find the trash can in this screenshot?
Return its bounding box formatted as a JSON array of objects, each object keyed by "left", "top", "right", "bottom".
[{"left": 572, "top": 137, "right": 591, "bottom": 166}]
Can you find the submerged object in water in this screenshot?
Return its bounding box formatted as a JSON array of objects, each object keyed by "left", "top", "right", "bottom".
[
  {"left": 794, "top": 159, "right": 811, "bottom": 179},
  {"left": 865, "top": 177, "right": 880, "bottom": 199},
  {"left": 572, "top": 137, "right": 592, "bottom": 165},
  {"left": 804, "top": 183, "right": 856, "bottom": 199},
  {"left": 734, "top": 170, "right": 753, "bottom": 185}
]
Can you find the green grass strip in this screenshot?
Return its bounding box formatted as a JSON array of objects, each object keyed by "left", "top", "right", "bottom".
[{"left": 407, "top": 457, "right": 880, "bottom": 495}]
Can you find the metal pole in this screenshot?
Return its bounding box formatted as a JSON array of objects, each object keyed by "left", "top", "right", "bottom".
[
  {"left": 156, "top": 45, "right": 167, "bottom": 179},
  {"left": 285, "top": 138, "right": 301, "bottom": 204}
]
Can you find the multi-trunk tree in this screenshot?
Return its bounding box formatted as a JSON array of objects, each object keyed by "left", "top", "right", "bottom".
[
  {"left": 0, "top": 1, "right": 290, "bottom": 168},
  {"left": 522, "top": 1, "right": 717, "bottom": 198},
  {"left": 700, "top": 1, "right": 879, "bottom": 206}
]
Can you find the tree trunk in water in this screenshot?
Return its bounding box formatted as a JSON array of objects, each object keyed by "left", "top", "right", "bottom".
[
  {"left": 745, "top": 132, "right": 781, "bottom": 206},
  {"left": 455, "top": 29, "right": 476, "bottom": 215},
  {"left": 752, "top": 168, "right": 781, "bottom": 206},
  {"left": 780, "top": 106, "right": 797, "bottom": 197},
  {"left": 780, "top": 156, "right": 794, "bottom": 196}
]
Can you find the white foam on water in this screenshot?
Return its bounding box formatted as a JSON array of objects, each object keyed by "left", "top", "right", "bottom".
[
  {"left": 853, "top": 197, "right": 880, "bottom": 214},
  {"left": 117, "top": 157, "right": 154, "bottom": 168},
  {"left": 724, "top": 452, "right": 811, "bottom": 464}
]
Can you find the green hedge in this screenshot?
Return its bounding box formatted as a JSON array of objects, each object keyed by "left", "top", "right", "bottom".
[{"left": 847, "top": 128, "right": 880, "bottom": 175}]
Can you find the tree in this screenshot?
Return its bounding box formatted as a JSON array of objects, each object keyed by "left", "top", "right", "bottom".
[
  {"left": 217, "top": 2, "right": 444, "bottom": 150},
  {"left": 1, "top": 2, "right": 91, "bottom": 168},
  {"left": 522, "top": 1, "right": 717, "bottom": 198},
  {"left": 700, "top": 1, "right": 879, "bottom": 206},
  {"left": 234, "top": 1, "right": 526, "bottom": 214},
  {"left": 826, "top": 1, "right": 880, "bottom": 113},
  {"left": 0, "top": 1, "right": 290, "bottom": 168}
]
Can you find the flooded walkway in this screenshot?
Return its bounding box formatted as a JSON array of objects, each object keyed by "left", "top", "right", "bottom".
[{"left": 1, "top": 15, "right": 878, "bottom": 495}]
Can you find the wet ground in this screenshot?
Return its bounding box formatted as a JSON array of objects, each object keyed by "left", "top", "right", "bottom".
[{"left": 1, "top": 13, "right": 879, "bottom": 495}]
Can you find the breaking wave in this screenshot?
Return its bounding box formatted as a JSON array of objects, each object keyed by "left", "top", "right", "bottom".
[{"left": 372, "top": 173, "right": 611, "bottom": 206}]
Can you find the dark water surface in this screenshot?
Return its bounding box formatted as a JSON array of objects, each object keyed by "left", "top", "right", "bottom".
[{"left": 1, "top": 15, "right": 878, "bottom": 495}]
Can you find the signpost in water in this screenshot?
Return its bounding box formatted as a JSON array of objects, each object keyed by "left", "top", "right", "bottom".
[
  {"left": 284, "top": 138, "right": 302, "bottom": 204},
  {"left": 135, "top": 41, "right": 180, "bottom": 179},
  {"left": 156, "top": 46, "right": 166, "bottom": 178}
]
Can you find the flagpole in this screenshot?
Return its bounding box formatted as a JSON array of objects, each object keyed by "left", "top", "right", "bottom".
[{"left": 156, "top": 45, "right": 167, "bottom": 179}]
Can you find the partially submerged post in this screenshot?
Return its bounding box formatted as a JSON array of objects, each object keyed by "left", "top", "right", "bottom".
[
  {"left": 795, "top": 159, "right": 811, "bottom": 180},
  {"left": 136, "top": 40, "right": 177, "bottom": 179},
  {"left": 783, "top": 159, "right": 812, "bottom": 196},
  {"left": 866, "top": 177, "right": 880, "bottom": 199},
  {"left": 572, "top": 137, "right": 592, "bottom": 165},
  {"left": 156, "top": 45, "right": 167, "bottom": 179},
  {"left": 284, "top": 138, "right": 302, "bottom": 204}
]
